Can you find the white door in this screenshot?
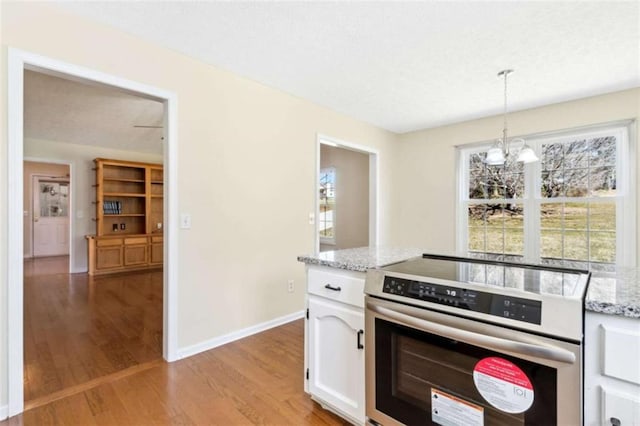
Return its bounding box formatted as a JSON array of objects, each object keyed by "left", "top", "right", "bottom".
[
  {"left": 308, "top": 295, "right": 365, "bottom": 424},
  {"left": 33, "top": 178, "right": 70, "bottom": 257}
]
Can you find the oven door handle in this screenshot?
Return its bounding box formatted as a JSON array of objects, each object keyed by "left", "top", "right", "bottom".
[{"left": 368, "top": 302, "right": 576, "bottom": 365}]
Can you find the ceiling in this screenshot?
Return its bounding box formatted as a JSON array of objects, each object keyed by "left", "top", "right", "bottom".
[
  {"left": 24, "top": 70, "right": 164, "bottom": 154},
  {"left": 21, "top": 2, "right": 640, "bottom": 154},
  {"left": 53, "top": 1, "right": 639, "bottom": 134}
]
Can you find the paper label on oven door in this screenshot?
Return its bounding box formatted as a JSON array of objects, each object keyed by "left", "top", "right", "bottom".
[
  {"left": 473, "top": 357, "right": 534, "bottom": 414},
  {"left": 431, "top": 388, "right": 484, "bottom": 426}
]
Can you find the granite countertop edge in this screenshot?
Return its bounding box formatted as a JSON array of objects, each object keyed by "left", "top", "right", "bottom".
[
  {"left": 296, "top": 256, "right": 371, "bottom": 272},
  {"left": 584, "top": 301, "right": 640, "bottom": 318},
  {"left": 298, "top": 247, "right": 640, "bottom": 320}
]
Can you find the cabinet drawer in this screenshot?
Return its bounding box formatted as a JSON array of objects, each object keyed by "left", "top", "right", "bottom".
[
  {"left": 308, "top": 267, "right": 365, "bottom": 308},
  {"left": 96, "top": 238, "right": 123, "bottom": 247},
  {"left": 125, "top": 237, "right": 148, "bottom": 245},
  {"left": 151, "top": 236, "right": 163, "bottom": 243}
]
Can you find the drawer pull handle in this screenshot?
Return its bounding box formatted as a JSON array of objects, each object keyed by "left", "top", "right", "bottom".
[
  {"left": 324, "top": 284, "right": 342, "bottom": 292},
  {"left": 357, "top": 329, "right": 364, "bottom": 349}
]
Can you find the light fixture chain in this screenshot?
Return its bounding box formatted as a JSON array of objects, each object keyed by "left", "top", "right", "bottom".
[
  {"left": 485, "top": 69, "right": 538, "bottom": 165},
  {"left": 503, "top": 69, "right": 508, "bottom": 142}
]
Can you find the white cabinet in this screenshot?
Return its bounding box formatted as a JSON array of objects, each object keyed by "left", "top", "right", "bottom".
[
  {"left": 305, "top": 266, "right": 366, "bottom": 425},
  {"left": 584, "top": 312, "right": 640, "bottom": 426}
]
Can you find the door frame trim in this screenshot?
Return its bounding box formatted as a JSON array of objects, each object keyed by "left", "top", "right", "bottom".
[
  {"left": 315, "top": 134, "right": 379, "bottom": 252},
  {"left": 7, "top": 47, "right": 180, "bottom": 417}
]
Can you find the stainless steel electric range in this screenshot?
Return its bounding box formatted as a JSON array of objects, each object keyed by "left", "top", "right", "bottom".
[{"left": 364, "top": 253, "right": 591, "bottom": 426}]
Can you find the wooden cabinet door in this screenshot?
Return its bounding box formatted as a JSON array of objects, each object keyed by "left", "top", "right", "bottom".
[
  {"left": 124, "top": 245, "right": 147, "bottom": 266},
  {"left": 308, "top": 295, "right": 365, "bottom": 424},
  {"left": 150, "top": 243, "right": 163, "bottom": 264},
  {"left": 96, "top": 246, "right": 123, "bottom": 270}
]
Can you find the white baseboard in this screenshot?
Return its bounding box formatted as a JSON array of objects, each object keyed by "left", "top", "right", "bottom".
[
  {"left": 0, "top": 404, "right": 8, "bottom": 421},
  {"left": 177, "top": 310, "right": 305, "bottom": 360}
]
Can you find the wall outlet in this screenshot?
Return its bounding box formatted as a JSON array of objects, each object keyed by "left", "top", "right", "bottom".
[
  {"left": 308, "top": 212, "right": 315, "bottom": 225},
  {"left": 157, "top": 222, "right": 162, "bottom": 230},
  {"left": 120, "top": 223, "right": 126, "bottom": 230},
  {"left": 287, "top": 280, "right": 295, "bottom": 293}
]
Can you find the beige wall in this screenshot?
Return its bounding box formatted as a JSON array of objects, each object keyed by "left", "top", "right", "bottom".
[
  {"left": 23, "top": 161, "right": 70, "bottom": 258},
  {"left": 320, "top": 145, "right": 369, "bottom": 251},
  {"left": 0, "top": 2, "right": 398, "bottom": 409},
  {"left": 24, "top": 139, "right": 163, "bottom": 272},
  {"left": 390, "top": 89, "right": 640, "bottom": 261}
]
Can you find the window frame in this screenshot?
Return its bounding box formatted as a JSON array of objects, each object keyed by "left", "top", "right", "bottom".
[
  {"left": 319, "top": 166, "right": 336, "bottom": 245},
  {"left": 456, "top": 121, "right": 636, "bottom": 267}
]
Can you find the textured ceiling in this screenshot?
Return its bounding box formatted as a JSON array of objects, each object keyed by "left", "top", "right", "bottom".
[
  {"left": 24, "top": 70, "right": 164, "bottom": 154},
  {"left": 55, "top": 1, "right": 640, "bottom": 134}
]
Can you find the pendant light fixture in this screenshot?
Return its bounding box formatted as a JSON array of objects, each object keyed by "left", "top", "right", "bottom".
[{"left": 485, "top": 69, "right": 538, "bottom": 166}]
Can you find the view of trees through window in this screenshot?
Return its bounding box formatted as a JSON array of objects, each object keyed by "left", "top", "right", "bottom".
[
  {"left": 467, "top": 135, "right": 618, "bottom": 264},
  {"left": 319, "top": 168, "right": 336, "bottom": 241}
]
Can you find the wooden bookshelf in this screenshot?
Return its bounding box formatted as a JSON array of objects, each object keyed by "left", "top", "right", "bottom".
[{"left": 87, "top": 158, "right": 163, "bottom": 275}]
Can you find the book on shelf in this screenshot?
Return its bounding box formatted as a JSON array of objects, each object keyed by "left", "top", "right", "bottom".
[{"left": 103, "top": 201, "right": 122, "bottom": 215}]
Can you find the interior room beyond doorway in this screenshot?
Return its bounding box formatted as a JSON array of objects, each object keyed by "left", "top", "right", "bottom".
[
  {"left": 21, "top": 67, "right": 166, "bottom": 410},
  {"left": 319, "top": 143, "right": 371, "bottom": 252}
]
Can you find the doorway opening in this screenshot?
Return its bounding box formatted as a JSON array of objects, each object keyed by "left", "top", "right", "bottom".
[
  {"left": 7, "top": 48, "right": 178, "bottom": 417},
  {"left": 23, "top": 161, "right": 72, "bottom": 282},
  {"left": 316, "top": 134, "right": 379, "bottom": 253},
  {"left": 25, "top": 163, "right": 71, "bottom": 259}
]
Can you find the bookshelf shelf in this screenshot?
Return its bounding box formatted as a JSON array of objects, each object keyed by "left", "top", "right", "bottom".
[{"left": 87, "top": 158, "right": 164, "bottom": 276}]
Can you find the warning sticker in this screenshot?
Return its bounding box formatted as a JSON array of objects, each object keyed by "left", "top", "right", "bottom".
[
  {"left": 431, "top": 388, "right": 484, "bottom": 426},
  {"left": 473, "top": 357, "right": 534, "bottom": 414}
]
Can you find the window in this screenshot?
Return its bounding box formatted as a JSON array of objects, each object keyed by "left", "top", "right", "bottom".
[
  {"left": 458, "top": 123, "right": 634, "bottom": 266},
  {"left": 319, "top": 167, "right": 336, "bottom": 244}
]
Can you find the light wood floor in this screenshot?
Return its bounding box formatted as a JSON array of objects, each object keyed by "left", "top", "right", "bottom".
[
  {"left": 22, "top": 256, "right": 163, "bottom": 403},
  {"left": 6, "top": 256, "right": 347, "bottom": 426}
]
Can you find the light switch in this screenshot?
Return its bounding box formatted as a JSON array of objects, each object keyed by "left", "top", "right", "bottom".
[{"left": 180, "top": 214, "right": 191, "bottom": 229}]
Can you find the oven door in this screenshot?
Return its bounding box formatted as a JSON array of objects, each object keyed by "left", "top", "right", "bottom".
[{"left": 365, "top": 296, "right": 582, "bottom": 426}]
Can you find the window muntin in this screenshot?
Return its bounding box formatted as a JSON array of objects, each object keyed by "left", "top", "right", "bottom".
[{"left": 459, "top": 124, "right": 632, "bottom": 266}]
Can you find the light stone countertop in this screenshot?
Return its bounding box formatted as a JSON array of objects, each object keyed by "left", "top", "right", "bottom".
[
  {"left": 297, "top": 246, "right": 425, "bottom": 272},
  {"left": 585, "top": 269, "right": 640, "bottom": 318},
  {"left": 297, "top": 247, "right": 640, "bottom": 319}
]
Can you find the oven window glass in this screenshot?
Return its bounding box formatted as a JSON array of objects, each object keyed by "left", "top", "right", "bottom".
[{"left": 375, "top": 318, "right": 557, "bottom": 425}]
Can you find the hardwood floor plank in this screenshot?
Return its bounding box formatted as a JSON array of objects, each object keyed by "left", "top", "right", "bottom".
[
  {"left": 7, "top": 302, "right": 349, "bottom": 426},
  {"left": 23, "top": 256, "right": 163, "bottom": 403},
  {"left": 24, "top": 359, "right": 163, "bottom": 412}
]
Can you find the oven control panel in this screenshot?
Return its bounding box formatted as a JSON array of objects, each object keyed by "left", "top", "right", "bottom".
[{"left": 383, "top": 277, "right": 542, "bottom": 324}]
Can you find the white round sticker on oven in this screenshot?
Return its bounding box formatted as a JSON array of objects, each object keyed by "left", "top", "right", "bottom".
[{"left": 473, "top": 357, "right": 534, "bottom": 414}]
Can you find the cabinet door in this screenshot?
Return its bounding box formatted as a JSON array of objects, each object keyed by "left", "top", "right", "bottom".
[
  {"left": 308, "top": 295, "right": 365, "bottom": 424},
  {"left": 150, "top": 242, "right": 163, "bottom": 264},
  {"left": 124, "top": 245, "right": 147, "bottom": 266},
  {"left": 96, "top": 246, "right": 123, "bottom": 270}
]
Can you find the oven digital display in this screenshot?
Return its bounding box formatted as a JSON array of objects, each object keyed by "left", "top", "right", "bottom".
[{"left": 383, "top": 277, "right": 542, "bottom": 325}]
